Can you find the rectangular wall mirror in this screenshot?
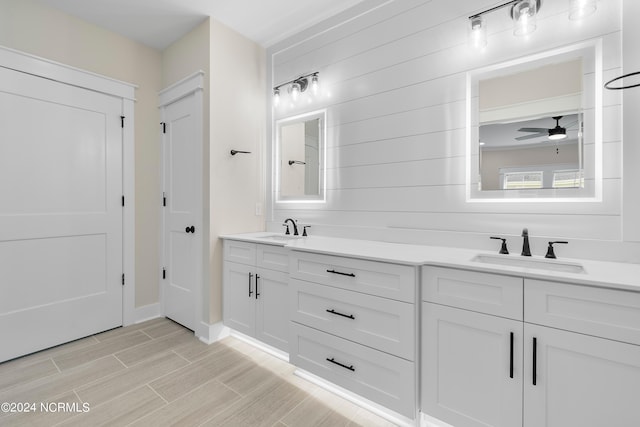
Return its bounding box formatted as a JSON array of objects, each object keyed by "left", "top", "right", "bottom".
[
  {"left": 467, "top": 41, "right": 602, "bottom": 201},
  {"left": 275, "top": 109, "right": 326, "bottom": 202}
]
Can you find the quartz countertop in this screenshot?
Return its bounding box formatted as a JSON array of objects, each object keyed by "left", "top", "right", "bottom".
[{"left": 221, "top": 233, "right": 640, "bottom": 293}]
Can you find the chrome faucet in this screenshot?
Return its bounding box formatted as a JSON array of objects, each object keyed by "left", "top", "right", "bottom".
[
  {"left": 282, "top": 218, "right": 299, "bottom": 236},
  {"left": 521, "top": 228, "right": 531, "bottom": 256}
]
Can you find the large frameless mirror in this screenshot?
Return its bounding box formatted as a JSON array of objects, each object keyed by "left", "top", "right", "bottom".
[
  {"left": 275, "top": 109, "right": 326, "bottom": 202},
  {"left": 467, "top": 41, "right": 602, "bottom": 201}
]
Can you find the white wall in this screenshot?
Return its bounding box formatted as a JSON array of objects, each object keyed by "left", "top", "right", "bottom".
[{"left": 266, "top": 0, "right": 640, "bottom": 262}]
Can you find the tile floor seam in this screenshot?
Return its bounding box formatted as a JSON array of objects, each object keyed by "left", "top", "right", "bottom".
[
  {"left": 139, "top": 330, "right": 155, "bottom": 340},
  {"left": 147, "top": 383, "right": 170, "bottom": 405},
  {"left": 171, "top": 349, "right": 193, "bottom": 364},
  {"left": 51, "top": 357, "right": 62, "bottom": 373}
]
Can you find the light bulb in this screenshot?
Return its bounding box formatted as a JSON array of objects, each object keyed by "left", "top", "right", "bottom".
[
  {"left": 512, "top": 0, "right": 537, "bottom": 37},
  {"left": 291, "top": 82, "right": 301, "bottom": 102},
  {"left": 273, "top": 88, "right": 280, "bottom": 107},
  {"left": 568, "top": 0, "right": 597, "bottom": 20},
  {"left": 311, "top": 74, "right": 319, "bottom": 95},
  {"left": 468, "top": 16, "right": 487, "bottom": 49}
]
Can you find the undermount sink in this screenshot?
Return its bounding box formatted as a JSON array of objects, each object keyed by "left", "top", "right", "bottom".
[
  {"left": 471, "top": 254, "right": 586, "bottom": 274},
  {"left": 256, "top": 232, "right": 303, "bottom": 242}
]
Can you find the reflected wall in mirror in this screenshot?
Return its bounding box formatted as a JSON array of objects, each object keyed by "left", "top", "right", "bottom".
[
  {"left": 275, "top": 109, "right": 326, "bottom": 202},
  {"left": 467, "top": 41, "right": 602, "bottom": 201}
]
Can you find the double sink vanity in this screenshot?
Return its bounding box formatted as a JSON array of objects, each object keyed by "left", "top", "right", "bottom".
[{"left": 221, "top": 231, "right": 640, "bottom": 427}]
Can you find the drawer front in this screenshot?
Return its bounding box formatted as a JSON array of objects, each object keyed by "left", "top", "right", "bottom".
[
  {"left": 289, "top": 323, "right": 415, "bottom": 418},
  {"left": 290, "top": 251, "right": 415, "bottom": 302},
  {"left": 256, "top": 244, "right": 289, "bottom": 272},
  {"left": 223, "top": 240, "right": 256, "bottom": 265},
  {"left": 290, "top": 279, "right": 415, "bottom": 360},
  {"left": 525, "top": 279, "right": 640, "bottom": 345},
  {"left": 422, "top": 267, "right": 523, "bottom": 320}
]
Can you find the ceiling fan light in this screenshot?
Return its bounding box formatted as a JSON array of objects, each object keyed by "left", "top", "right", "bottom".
[{"left": 548, "top": 128, "right": 567, "bottom": 140}]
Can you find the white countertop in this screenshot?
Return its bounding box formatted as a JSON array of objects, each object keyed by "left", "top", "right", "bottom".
[{"left": 221, "top": 232, "right": 640, "bottom": 293}]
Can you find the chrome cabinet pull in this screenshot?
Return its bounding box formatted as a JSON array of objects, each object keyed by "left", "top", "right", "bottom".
[
  {"left": 326, "top": 269, "right": 355, "bottom": 277},
  {"left": 326, "top": 309, "right": 355, "bottom": 320},
  {"left": 326, "top": 357, "right": 355, "bottom": 372}
]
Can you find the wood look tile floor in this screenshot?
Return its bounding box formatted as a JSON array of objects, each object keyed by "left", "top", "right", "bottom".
[{"left": 0, "top": 318, "right": 397, "bottom": 427}]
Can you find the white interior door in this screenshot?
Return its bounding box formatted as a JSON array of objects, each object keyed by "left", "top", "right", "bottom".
[
  {"left": 162, "top": 93, "right": 200, "bottom": 331},
  {"left": 0, "top": 66, "right": 123, "bottom": 362}
]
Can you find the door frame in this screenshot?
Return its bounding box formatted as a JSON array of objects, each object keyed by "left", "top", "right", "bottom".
[
  {"left": 0, "top": 45, "right": 137, "bottom": 325},
  {"left": 159, "top": 71, "right": 205, "bottom": 334}
]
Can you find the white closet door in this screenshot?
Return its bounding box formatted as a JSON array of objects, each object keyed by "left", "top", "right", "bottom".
[
  {"left": 162, "top": 93, "right": 198, "bottom": 330},
  {"left": 0, "top": 66, "right": 123, "bottom": 362}
]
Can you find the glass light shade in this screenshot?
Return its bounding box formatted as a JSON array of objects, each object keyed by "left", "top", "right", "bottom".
[
  {"left": 512, "top": 0, "right": 537, "bottom": 37},
  {"left": 311, "top": 75, "right": 319, "bottom": 95},
  {"left": 468, "top": 16, "right": 487, "bottom": 49},
  {"left": 273, "top": 88, "right": 280, "bottom": 107},
  {"left": 569, "top": 0, "right": 597, "bottom": 20},
  {"left": 290, "top": 82, "right": 301, "bottom": 102}
]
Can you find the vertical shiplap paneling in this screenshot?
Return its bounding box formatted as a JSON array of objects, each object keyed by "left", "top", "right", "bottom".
[{"left": 268, "top": 0, "right": 623, "bottom": 242}]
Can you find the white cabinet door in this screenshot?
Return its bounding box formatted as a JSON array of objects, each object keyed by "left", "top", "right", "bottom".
[
  {"left": 524, "top": 324, "right": 640, "bottom": 427},
  {"left": 222, "top": 262, "right": 255, "bottom": 337},
  {"left": 422, "top": 302, "right": 523, "bottom": 427},
  {"left": 255, "top": 268, "right": 289, "bottom": 352}
]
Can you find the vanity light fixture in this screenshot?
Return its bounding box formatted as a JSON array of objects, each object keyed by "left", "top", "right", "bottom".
[
  {"left": 469, "top": 0, "right": 596, "bottom": 50},
  {"left": 273, "top": 72, "right": 320, "bottom": 107}
]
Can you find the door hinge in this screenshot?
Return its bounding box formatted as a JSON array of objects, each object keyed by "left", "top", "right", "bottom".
[
  {"left": 122, "top": 195, "right": 125, "bottom": 207},
  {"left": 122, "top": 273, "right": 125, "bottom": 286},
  {"left": 162, "top": 268, "right": 166, "bottom": 279},
  {"left": 120, "top": 115, "right": 125, "bottom": 128},
  {"left": 162, "top": 192, "right": 166, "bottom": 207},
  {"left": 161, "top": 122, "right": 166, "bottom": 134}
]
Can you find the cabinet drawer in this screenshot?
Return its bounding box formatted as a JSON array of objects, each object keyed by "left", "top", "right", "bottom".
[
  {"left": 290, "top": 251, "right": 415, "bottom": 302},
  {"left": 223, "top": 240, "right": 256, "bottom": 265},
  {"left": 422, "top": 267, "right": 523, "bottom": 320},
  {"left": 256, "top": 244, "right": 289, "bottom": 273},
  {"left": 525, "top": 279, "right": 640, "bottom": 345},
  {"left": 289, "top": 323, "right": 415, "bottom": 418},
  {"left": 290, "top": 279, "right": 414, "bottom": 360}
]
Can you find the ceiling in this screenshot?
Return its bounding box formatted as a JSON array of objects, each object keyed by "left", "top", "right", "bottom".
[{"left": 35, "top": 0, "right": 367, "bottom": 50}]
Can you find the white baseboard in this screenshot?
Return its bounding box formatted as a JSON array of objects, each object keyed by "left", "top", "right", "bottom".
[
  {"left": 294, "top": 368, "right": 415, "bottom": 427},
  {"left": 196, "top": 321, "right": 230, "bottom": 344},
  {"left": 229, "top": 330, "right": 289, "bottom": 362},
  {"left": 420, "top": 412, "right": 455, "bottom": 427},
  {"left": 133, "top": 303, "right": 161, "bottom": 324}
]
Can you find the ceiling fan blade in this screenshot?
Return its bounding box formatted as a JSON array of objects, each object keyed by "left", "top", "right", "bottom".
[
  {"left": 516, "top": 133, "right": 546, "bottom": 141},
  {"left": 518, "top": 127, "right": 548, "bottom": 133}
]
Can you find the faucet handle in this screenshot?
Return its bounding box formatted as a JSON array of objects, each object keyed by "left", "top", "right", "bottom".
[
  {"left": 490, "top": 236, "right": 509, "bottom": 254},
  {"left": 282, "top": 223, "right": 290, "bottom": 235},
  {"left": 302, "top": 225, "right": 311, "bottom": 237},
  {"left": 545, "top": 241, "right": 568, "bottom": 259}
]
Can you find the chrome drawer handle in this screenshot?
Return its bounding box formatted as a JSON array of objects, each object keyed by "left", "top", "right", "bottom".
[
  {"left": 326, "top": 269, "right": 355, "bottom": 277},
  {"left": 326, "top": 309, "right": 355, "bottom": 320},
  {"left": 326, "top": 357, "right": 355, "bottom": 372}
]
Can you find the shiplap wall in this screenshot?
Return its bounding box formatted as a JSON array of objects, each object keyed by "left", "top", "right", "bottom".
[{"left": 266, "top": 0, "right": 629, "bottom": 259}]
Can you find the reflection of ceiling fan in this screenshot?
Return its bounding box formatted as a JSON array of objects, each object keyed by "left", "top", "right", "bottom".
[{"left": 516, "top": 116, "right": 578, "bottom": 141}]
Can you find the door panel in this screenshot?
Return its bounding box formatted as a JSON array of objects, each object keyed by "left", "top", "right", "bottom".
[
  {"left": 422, "top": 302, "right": 523, "bottom": 427},
  {"left": 222, "top": 262, "right": 255, "bottom": 336},
  {"left": 0, "top": 66, "right": 123, "bottom": 362},
  {"left": 255, "top": 268, "right": 289, "bottom": 352},
  {"left": 162, "top": 94, "right": 197, "bottom": 330},
  {"left": 524, "top": 324, "right": 640, "bottom": 427}
]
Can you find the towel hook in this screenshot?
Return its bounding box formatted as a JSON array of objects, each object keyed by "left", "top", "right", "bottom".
[{"left": 230, "top": 150, "right": 251, "bottom": 156}]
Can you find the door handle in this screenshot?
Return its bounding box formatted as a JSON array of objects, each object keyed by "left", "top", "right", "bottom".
[
  {"left": 532, "top": 337, "right": 537, "bottom": 386},
  {"left": 509, "top": 332, "right": 514, "bottom": 379},
  {"left": 185, "top": 226, "right": 195, "bottom": 233},
  {"left": 248, "top": 272, "right": 253, "bottom": 297},
  {"left": 255, "top": 274, "right": 260, "bottom": 299}
]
